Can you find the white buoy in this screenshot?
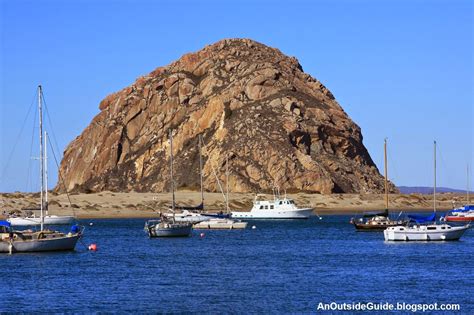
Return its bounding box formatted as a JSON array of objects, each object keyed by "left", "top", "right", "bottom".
[
  {"left": 252, "top": 225, "right": 256, "bottom": 230},
  {"left": 89, "top": 222, "right": 94, "bottom": 226}
]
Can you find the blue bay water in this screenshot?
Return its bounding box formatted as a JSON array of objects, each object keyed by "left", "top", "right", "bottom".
[{"left": 1, "top": 216, "right": 473, "bottom": 313}]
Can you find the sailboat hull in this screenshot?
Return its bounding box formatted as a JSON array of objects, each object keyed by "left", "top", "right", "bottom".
[
  {"left": 384, "top": 224, "right": 470, "bottom": 241},
  {"left": 147, "top": 223, "right": 192, "bottom": 237},
  {"left": 8, "top": 215, "right": 75, "bottom": 226},
  {"left": 0, "top": 234, "right": 80, "bottom": 253}
]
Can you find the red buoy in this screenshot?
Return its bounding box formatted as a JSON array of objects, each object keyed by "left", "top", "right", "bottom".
[{"left": 88, "top": 243, "right": 98, "bottom": 251}]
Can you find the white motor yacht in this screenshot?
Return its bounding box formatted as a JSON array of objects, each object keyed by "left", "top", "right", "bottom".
[{"left": 232, "top": 194, "right": 313, "bottom": 219}]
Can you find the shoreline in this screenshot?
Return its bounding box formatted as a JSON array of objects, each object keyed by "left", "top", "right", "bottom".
[{"left": 1, "top": 191, "right": 467, "bottom": 219}]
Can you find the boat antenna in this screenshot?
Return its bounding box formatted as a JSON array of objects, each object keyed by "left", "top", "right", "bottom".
[
  {"left": 384, "top": 138, "right": 389, "bottom": 211},
  {"left": 44, "top": 131, "right": 49, "bottom": 216},
  {"left": 433, "top": 140, "right": 437, "bottom": 214},
  {"left": 198, "top": 135, "right": 204, "bottom": 208},
  {"left": 169, "top": 130, "right": 175, "bottom": 221},
  {"left": 38, "top": 85, "right": 44, "bottom": 231}
]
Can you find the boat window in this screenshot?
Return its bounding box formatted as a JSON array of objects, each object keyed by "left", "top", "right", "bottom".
[
  {"left": 260, "top": 206, "right": 264, "bottom": 210},
  {"left": 427, "top": 227, "right": 436, "bottom": 230},
  {"left": 264, "top": 205, "right": 268, "bottom": 210},
  {"left": 400, "top": 228, "right": 404, "bottom": 230},
  {"left": 279, "top": 201, "right": 282, "bottom": 205},
  {"left": 290, "top": 200, "right": 294, "bottom": 204},
  {"left": 270, "top": 205, "right": 274, "bottom": 209}
]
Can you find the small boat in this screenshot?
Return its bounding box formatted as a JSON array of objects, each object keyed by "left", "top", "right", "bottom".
[
  {"left": 445, "top": 205, "right": 474, "bottom": 222},
  {"left": 145, "top": 219, "right": 192, "bottom": 237},
  {"left": 384, "top": 223, "right": 470, "bottom": 241},
  {"left": 194, "top": 154, "right": 246, "bottom": 230},
  {"left": 351, "top": 139, "right": 408, "bottom": 231},
  {"left": 7, "top": 121, "right": 75, "bottom": 227},
  {"left": 1, "top": 86, "right": 83, "bottom": 253},
  {"left": 163, "top": 209, "right": 210, "bottom": 223},
  {"left": 351, "top": 210, "right": 407, "bottom": 231},
  {"left": 8, "top": 214, "right": 75, "bottom": 226},
  {"left": 231, "top": 193, "right": 313, "bottom": 219},
  {"left": 384, "top": 141, "right": 470, "bottom": 242},
  {"left": 194, "top": 218, "right": 247, "bottom": 230},
  {"left": 145, "top": 130, "right": 192, "bottom": 238},
  {"left": 0, "top": 220, "right": 83, "bottom": 253},
  {"left": 161, "top": 135, "right": 230, "bottom": 222},
  {"left": 445, "top": 167, "right": 474, "bottom": 222}
]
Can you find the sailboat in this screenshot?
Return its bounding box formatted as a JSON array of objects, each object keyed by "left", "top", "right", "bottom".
[
  {"left": 163, "top": 135, "right": 229, "bottom": 222},
  {"left": 384, "top": 141, "right": 470, "bottom": 241},
  {"left": 445, "top": 165, "right": 474, "bottom": 222},
  {"left": 194, "top": 154, "right": 247, "bottom": 229},
  {"left": 1, "top": 85, "right": 82, "bottom": 253},
  {"left": 8, "top": 131, "right": 75, "bottom": 226},
  {"left": 145, "top": 130, "right": 193, "bottom": 237},
  {"left": 350, "top": 139, "right": 407, "bottom": 231}
]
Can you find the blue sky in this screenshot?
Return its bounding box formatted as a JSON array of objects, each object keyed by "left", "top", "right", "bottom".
[{"left": 1, "top": 0, "right": 472, "bottom": 192}]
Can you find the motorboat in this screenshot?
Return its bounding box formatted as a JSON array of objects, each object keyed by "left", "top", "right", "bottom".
[{"left": 232, "top": 194, "right": 313, "bottom": 219}]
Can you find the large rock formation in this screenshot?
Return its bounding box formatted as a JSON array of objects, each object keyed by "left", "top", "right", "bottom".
[{"left": 58, "top": 38, "right": 393, "bottom": 194}]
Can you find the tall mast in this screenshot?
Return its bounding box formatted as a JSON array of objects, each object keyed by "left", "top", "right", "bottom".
[
  {"left": 44, "top": 131, "right": 49, "bottom": 216},
  {"left": 467, "top": 164, "right": 470, "bottom": 205},
  {"left": 199, "top": 135, "right": 204, "bottom": 207},
  {"left": 433, "top": 140, "right": 437, "bottom": 213},
  {"left": 170, "top": 130, "right": 175, "bottom": 217},
  {"left": 38, "top": 85, "right": 44, "bottom": 231},
  {"left": 226, "top": 154, "right": 229, "bottom": 213},
  {"left": 384, "top": 138, "right": 389, "bottom": 210}
]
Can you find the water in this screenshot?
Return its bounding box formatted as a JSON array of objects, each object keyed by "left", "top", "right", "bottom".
[{"left": 2, "top": 216, "right": 473, "bottom": 313}]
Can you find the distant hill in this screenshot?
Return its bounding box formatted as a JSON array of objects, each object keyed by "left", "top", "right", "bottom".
[{"left": 398, "top": 186, "right": 473, "bottom": 194}]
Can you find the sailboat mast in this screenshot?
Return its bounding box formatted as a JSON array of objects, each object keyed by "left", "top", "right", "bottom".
[
  {"left": 433, "top": 140, "right": 437, "bottom": 213},
  {"left": 467, "top": 164, "right": 470, "bottom": 205},
  {"left": 44, "top": 131, "right": 49, "bottom": 216},
  {"left": 199, "top": 135, "right": 204, "bottom": 207},
  {"left": 38, "top": 85, "right": 44, "bottom": 231},
  {"left": 226, "top": 154, "right": 229, "bottom": 213},
  {"left": 170, "top": 130, "right": 175, "bottom": 216},
  {"left": 384, "top": 138, "right": 389, "bottom": 210}
]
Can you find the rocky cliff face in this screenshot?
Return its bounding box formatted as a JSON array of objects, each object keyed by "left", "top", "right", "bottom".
[{"left": 58, "top": 38, "right": 393, "bottom": 194}]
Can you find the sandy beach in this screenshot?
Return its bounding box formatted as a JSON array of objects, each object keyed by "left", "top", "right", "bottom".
[{"left": 0, "top": 190, "right": 468, "bottom": 219}]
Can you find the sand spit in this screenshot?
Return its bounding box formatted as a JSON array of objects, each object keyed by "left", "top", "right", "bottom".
[{"left": 0, "top": 190, "right": 469, "bottom": 219}]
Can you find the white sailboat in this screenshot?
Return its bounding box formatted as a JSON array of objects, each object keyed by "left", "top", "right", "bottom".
[
  {"left": 194, "top": 154, "right": 247, "bottom": 229},
  {"left": 8, "top": 132, "right": 75, "bottom": 226},
  {"left": 384, "top": 141, "right": 470, "bottom": 241},
  {"left": 145, "top": 130, "right": 192, "bottom": 237},
  {"left": 1, "top": 85, "right": 82, "bottom": 253}
]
